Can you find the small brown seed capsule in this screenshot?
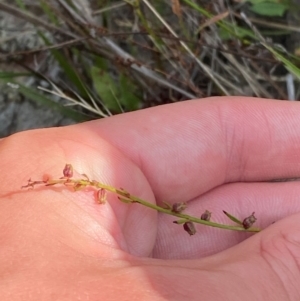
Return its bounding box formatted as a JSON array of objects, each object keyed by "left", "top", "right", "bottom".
[
  {"left": 183, "top": 222, "right": 196, "bottom": 236},
  {"left": 172, "top": 202, "right": 187, "bottom": 213},
  {"left": 242, "top": 212, "right": 257, "bottom": 229},
  {"left": 201, "top": 210, "right": 211, "bottom": 221},
  {"left": 96, "top": 188, "right": 107, "bottom": 204},
  {"left": 63, "top": 164, "right": 73, "bottom": 178}
]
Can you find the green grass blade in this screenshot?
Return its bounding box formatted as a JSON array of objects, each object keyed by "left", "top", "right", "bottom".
[
  {"left": 263, "top": 43, "right": 300, "bottom": 79},
  {"left": 40, "top": 0, "right": 60, "bottom": 25},
  {"left": 223, "top": 210, "right": 243, "bottom": 225},
  {"left": 19, "top": 84, "right": 88, "bottom": 121},
  {"left": 0, "top": 71, "right": 30, "bottom": 78},
  {"left": 1, "top": 77, "right": 88, "bottom": 122},
  {"left": 249, "top": 3, "right": 288, "bottom": 17},
  {"left": 182, "top": 0, "right": 256, "bottom": 40},
  {"left": 38, "top": 31, "right": 90, "bottom": 99}
]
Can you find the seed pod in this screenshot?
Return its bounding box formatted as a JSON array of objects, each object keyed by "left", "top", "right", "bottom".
[
  {"left": 183, "top": 222, "right": 196, "bottom": 236},
  {"left": 63, "top": 164, "right": 73, "bottom": 178},
  {"left": 201, "top": 210, "right": 211, "bottom": 221},
  {"left": 172, "top": 202, "right": 187, "bottom": 213},
  {"left": 96, "top": 188, "right": 107, "bottom": 204},
  {"left": 242, "top": 212, "right": 257, "bottom": 229}
]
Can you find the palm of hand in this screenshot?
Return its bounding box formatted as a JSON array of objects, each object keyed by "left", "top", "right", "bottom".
[{"left": 1, "top": 97, "right": 300, "bottom": 300}]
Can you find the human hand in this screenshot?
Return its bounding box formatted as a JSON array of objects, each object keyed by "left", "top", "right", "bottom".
[{"left": 1, "top": 97, "right": 300, "bottom": 300}]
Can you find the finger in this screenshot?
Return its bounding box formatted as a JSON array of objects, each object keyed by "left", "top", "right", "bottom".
[
  {"left": 86, "top": 97, "right": 300, "bottom": 202},
  {"left": 153, "top": 180, "right": 300, "bottom": 259},
  {"left": 145, "top": 213, "right": 300, "bottom": 301}
]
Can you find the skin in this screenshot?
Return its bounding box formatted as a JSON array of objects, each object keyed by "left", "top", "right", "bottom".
[{"left": 1, "top": 96, "right": 300, "bottom": 300}]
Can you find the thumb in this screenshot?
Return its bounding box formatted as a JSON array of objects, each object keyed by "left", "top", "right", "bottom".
[{"left": 204, "top": 213, "right": 300, "bottom": 300}]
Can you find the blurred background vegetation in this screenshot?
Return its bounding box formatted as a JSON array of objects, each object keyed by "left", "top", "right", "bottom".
[{"left": 0, "top": 0, "right": 300, "bottom": 137}]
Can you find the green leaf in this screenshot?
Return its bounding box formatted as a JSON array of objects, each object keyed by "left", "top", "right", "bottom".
[
  {"left": 90, "top": 65, "right": 141, "bottom": 112},
  {"left": 249, "top": 3, "right": 288, "bottom": 17},
  {"left": 119, "top": 74, "right": 140, "bottom": 110},
  {"left": 90, "top": 66, "right": 121, "bottom": 112},
  {"left": 247, "top": 0, "right": 274, "bottom": 3},
  {"left": 94, "top": 56, "right": 109, "bottom": 71}
]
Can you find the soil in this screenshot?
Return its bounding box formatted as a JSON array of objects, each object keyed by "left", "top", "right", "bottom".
[{"left": 0, "top": 9, "right": 74, "bottom": 138}]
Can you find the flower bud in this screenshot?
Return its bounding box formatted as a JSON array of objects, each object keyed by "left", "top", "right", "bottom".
[
  {"left": 172, "top": 202, "right": 187, "bottom": 213},
  {"left": 201, "top": 210, "right": 211, "bottom": 221},
  {"left": 242, "top": 212, "right": 257, "bottom": 229},
  {"left": 183, "top": 221, "right": 196, "bottom": 236},
  {"left": 63, "top": 164, "right": 73, "bottom": 178}
]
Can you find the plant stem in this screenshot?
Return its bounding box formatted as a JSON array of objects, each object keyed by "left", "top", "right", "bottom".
[{"left": 30, "top": 176, "right": 261, "bottom": 233}]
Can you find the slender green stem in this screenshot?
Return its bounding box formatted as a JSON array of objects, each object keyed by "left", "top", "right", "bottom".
[{"left": 41, "top": 177, "right": 261, "bottom": 233}]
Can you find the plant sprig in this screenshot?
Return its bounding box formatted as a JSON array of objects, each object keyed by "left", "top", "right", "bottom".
[{"left": 21, "top": 164, "right": 261, "bottom": 235}]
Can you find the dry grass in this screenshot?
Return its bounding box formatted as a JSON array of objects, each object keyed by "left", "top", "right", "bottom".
[{"left": 0, "top": 0, "right": 300, "bottom": 121}]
